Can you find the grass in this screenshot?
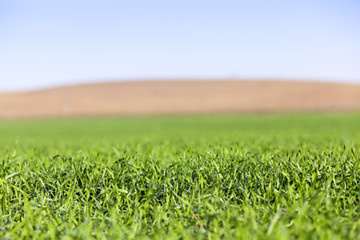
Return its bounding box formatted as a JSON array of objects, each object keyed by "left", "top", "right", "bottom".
[{"left": 0, "top": 113, "right": 360, "bottom": 239}]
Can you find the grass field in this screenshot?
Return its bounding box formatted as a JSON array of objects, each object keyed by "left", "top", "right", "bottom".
[{"left": 1, "top": 114, "right": 360, "bottom": 239}]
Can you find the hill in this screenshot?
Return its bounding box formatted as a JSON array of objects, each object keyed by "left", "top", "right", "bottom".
[{"left": 1, "top": 80, "right": 360, "bottom": 118}]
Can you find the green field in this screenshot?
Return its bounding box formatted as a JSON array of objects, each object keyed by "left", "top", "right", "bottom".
[{"left": 1, "top": 114, "right": 360, "bottom": 239}]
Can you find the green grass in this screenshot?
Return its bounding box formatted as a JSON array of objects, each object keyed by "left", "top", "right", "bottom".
[{"left": 1, "top": 114, "right": 360, "bottom": 239}]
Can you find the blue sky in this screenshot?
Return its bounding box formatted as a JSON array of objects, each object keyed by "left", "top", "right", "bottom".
[{"left": 1, "top": 0, "right": 360, "bottom": 91}]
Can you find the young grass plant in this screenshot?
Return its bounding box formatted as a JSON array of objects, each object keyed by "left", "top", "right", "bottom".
[{"left": 0, "top": 114, "right": 359, "bottom": 239}]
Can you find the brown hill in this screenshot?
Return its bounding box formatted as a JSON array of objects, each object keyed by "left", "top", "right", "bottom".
[{"left": 1, "top": 80, "right": 360, "bottom": 119}]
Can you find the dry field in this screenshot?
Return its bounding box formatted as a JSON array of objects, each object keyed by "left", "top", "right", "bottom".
[{"left": 1, "top": 80, "right": 360, "bottom": 118}]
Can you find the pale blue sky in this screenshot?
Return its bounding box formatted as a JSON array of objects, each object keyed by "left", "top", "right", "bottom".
[{"left": 1, "top": 0, "right": 360, "bottom": 91}]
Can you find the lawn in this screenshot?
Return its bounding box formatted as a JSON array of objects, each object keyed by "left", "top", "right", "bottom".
[{"left": 0, "top": 114, "right": 360, "bottom": 239}]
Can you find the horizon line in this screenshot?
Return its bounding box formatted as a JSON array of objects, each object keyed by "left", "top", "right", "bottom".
[{"left": 2, "top": 77, "right": 360, "bottom": 93}]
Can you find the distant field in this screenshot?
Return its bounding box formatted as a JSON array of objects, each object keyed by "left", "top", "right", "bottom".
[
  {"left": 1, "top": 114, "right": 360, "bottom": 239},
  {"left": 1, "top": 80, "right": 360, "bottom": 118}
]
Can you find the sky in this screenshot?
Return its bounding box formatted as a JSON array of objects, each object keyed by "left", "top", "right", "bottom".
[{"left": 1, "top": 0, "right": 360, "bottom": 91}]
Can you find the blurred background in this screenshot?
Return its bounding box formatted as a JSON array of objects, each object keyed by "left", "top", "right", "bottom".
[{"left": 1, "top": 0, "right": 360, "bottom": 118}]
